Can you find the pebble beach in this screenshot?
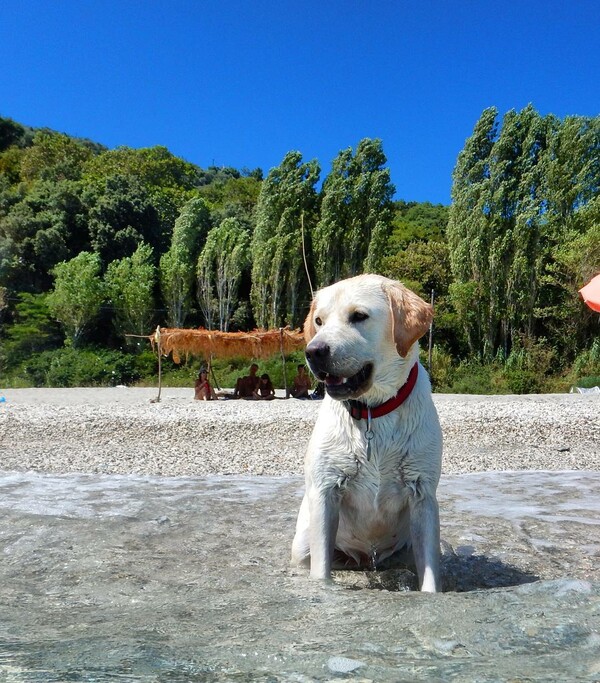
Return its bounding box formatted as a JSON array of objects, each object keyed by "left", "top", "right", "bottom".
[{"left": 1, "top": 387, "right": 598, "bottom": 476}]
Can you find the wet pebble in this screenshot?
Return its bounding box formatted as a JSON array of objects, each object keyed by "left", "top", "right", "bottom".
[{"left": 327, "top": 655, "right": 365, "bottom": 673}]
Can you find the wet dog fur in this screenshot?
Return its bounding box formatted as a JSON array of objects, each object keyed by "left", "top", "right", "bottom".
[{"left": 291, "top": 274, "right": 442, "bottom": 592}]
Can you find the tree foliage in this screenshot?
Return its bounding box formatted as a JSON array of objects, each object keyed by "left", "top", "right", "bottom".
[
  {"left": 0, "top": 179, "right": 89, "bottom": 291},
  {"left": 197, "top": 217, "right": 250, "bottom": 331},
  {"left": 0, "top": 117, "right": 31, "bottom": 152},
  {"left": 0, "top": 292, "right": 61, "bottom": 367},
  {"left": 105, "top": 243, "right": 156, "bottom": 339},
  {"left": 314, "top": 138, "right": 395, "bottom": 285},
  {"left": 46, "top": 252, "right": 106, "bottom": 345},
  {"left": 448, "top": 105, "right": 600, "bottom": 358},
  {"left": 250, "top": 151, "right": 319, "bottom": 328},
  {"left": 157, "top": 196, "right": 212, "bottom": 328},
  {"left": 85, "top": 174, "right": 164, "bottom": 266},
  {"left": 1, "top": 113, "right": 598, "bottom": 388},
  {"left": 170, "top": 196, "right": 212, "bottom": 258},
  {"left": 159, "top": 246, "right": 194, "bottom": 329},
  {"left": 389, "top": 201, "right": 448, "bottom": 250},
  {"left": 20, "top": 131, "right": 94, "bottom": 183}
]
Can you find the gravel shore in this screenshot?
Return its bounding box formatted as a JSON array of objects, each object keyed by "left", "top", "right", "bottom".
[{"left": 0, "top": 387, "right": 598, "bottom": 476}]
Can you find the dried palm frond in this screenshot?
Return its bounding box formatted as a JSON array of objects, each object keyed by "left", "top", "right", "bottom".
[{"left": 150, "top": 327, "right": 305, "bottom": 364}]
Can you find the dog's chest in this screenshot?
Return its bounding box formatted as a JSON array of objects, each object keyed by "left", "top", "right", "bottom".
[
  {"left": 346, "top": 440, "right": 411, "bottom": 507},
  {"left": 312, "top": 395, "right": 439, "bottom": 497},
  {"left": 322, "top": 416, "right": 414, "bottom": 500}
]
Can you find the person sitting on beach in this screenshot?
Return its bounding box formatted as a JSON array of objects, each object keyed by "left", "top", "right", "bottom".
[
  {"left": 233, "top": 363, "right": 260, "bottom": 399},
  {"left": 194, "top": 369, "right": 217, "bottom": 401},
  {"left": 253, "top": 373, "right": 276, "bottom": 400},
  {"left": 287, "top": 364, "right": 312, "bottom": 399}
]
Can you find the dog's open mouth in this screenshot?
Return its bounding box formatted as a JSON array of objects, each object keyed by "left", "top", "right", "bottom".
[{"left": 317, "top": 363, "right": 374, "bottom": 399}]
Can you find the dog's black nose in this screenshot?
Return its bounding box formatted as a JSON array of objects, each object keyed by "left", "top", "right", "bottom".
[{"left": 305, "top": 341, "right": 330, "bottom": 364}]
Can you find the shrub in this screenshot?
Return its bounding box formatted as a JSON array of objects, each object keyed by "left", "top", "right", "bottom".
[
  {"left": 577, "top": 375, "right": 600, "bottom": 389},
  {"left": 447, "top": 361, "right": 497, "bottom": 394},
  {"left": 132, "top": 349, "right": 159, "bottom": 380},
  {"left": 423, "top": 345, "right": 454, "bottom": 391},
  {"left": 15, "top": 347, "right": 141, "bottom": 387},
  {"left": 574, "top": 339, "right": 600, "bottom": 379},
  {"left": 503, "top": 369, "right": 542, "bottom": 394},
  {"left": 500, "top": 337, "right": 556, "bottom": 394}
]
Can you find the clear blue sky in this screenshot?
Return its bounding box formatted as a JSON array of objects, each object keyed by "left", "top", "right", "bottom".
[{"left": 2, "top": 1, "right": 599, "bottom": 204}]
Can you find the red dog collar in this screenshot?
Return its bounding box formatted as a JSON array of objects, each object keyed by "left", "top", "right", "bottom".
[{"left": 345, "top": 363, "right": 419, "bottom": 421}]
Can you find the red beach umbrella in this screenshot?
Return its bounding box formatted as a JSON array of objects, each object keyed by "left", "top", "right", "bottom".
[{"left": 579, "top": 274, "right": 600, "bottom": 313}]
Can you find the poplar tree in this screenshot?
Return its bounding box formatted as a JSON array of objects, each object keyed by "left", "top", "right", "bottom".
[
  {"left": 313, "top": 138, "right": 395, "bottom": 286},
  {"left": 447, "top": 107, "right": 498, "bottom": 356},
  {"left": 159, "top": 196, "right": 211, "bottom": 327},
  {"left": 197, "top": 217, "right": 250, "bottom": 331},
  {"left": 250, "top": 152, "right": 319, "bottom": 329},
  {"left": 448, "top": 106, "right": 600, "bottom": 358},
  {"left": 159, "top": 246, "right": 192, "bottom": 328}
]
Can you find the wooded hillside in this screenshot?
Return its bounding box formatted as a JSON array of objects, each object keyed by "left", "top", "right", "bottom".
[{"left": 0, "top": 107, "right": 598, "bottom": 392}]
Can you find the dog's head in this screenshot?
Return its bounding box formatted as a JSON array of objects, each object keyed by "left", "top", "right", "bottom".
[{"left": 304, "top": 274, "right": 432, "bottom": 401}]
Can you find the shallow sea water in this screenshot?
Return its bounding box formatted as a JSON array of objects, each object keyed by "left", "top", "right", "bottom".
[{"left": 0, "top": 470, "right": 599, "bottom": 682}]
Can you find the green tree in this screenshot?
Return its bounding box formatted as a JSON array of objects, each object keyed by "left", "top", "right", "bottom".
[
  {"left": 0, "top": 179, "right": 89, "bottom": 292},
  {"left": 314, "top": 138, "right": 395, "bottom": 285},
  {"left": 0, "top": 286, "right": 7, "bottom": 328},
  {"left": 197, "top": 218, "right": 250, "bottom": 331},
  {"left": 479, "top": 105, "right": 547, "bottom": 355},
  {"left": 381, "top": 240, "right": 458, "bottom": 354},
  {"left": 447, "top": 107, "right": 498, "bottom": 356},
  {"left": 158, "top": 196, "right": 212, "bottom": 328},
  {"left": 20, "top": 130, "right": 94, "bottom": 182},
  {"left": 0, "top": 292, "right": 62, "bottom": 369},
  {"left": 0, "top": 117, "right": 29, "bottom": 152},
  {"left": 46, "top": 252, "right": 106, "bottom": 345},
  {"left": 388, "top": 201, "right": 449, "bottom": 250},
  {"left": 544, "top": 203, "right": 600, "bottom": 351},
  {"left": 170, "top": 196, "right": 212, "bottom": 257},
  {"left": 105, "top": 243, "right": 156, "bottom": 339},
  {"left": 82, "top": 145, "right": 200, "bottom": 193},
  {"left": 198, "top": 174, "right": 262, "bottom": 227},
  {"left": 250, "top": 151, "right": 319, "bottom": 328},
  {"left": 0, "top": 145, "right": 27, "bottom": 185},
  {"left": 448, "top": 106, "right": 600, "bottom": 359},
  {"left": 159, "top": 246, "right": 194, "bottom": 328},
  {"left": 84, "top": 174, "right": 163, "bottom": 266},
  {"left": 82, "top": 145, "right": 200, "bottom": 233}
]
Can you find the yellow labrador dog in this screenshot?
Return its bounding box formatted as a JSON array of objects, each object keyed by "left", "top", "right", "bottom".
[{"left": 291, "top": 274, "right": 442, "bottom": 592}]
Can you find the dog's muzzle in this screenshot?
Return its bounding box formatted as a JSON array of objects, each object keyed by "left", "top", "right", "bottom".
[{"left": 305, "top": 341, "right": 373, "bottom": 399}]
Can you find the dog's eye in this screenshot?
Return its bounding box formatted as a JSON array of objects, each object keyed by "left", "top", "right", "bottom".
[
  {"left": 315, "top": 316, "right": 323, "bottom": 327},
  {"left": 349, "top": 311, "right": 369, "bottom": 323}
]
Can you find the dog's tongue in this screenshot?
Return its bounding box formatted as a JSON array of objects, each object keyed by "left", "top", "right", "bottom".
[{"left": 325, "top": 374, "right": 344, "bottom": 386}]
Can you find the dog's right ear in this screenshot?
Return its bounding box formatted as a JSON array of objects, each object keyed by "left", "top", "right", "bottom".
[{"left": 303, "top": 299, "right": 317, "bottom": 343}]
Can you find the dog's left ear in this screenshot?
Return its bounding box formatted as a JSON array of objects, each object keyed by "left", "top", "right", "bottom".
[
  {"left": 303, "top": 298, "right": 317, "bottom": 343},
  {"left": 383, "top": 281, "right": 433, "bottom": 357}
]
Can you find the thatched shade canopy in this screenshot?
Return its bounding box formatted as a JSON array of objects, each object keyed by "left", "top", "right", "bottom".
[{"left": 151, "top": 327, "right": 306, "bottom": 364}]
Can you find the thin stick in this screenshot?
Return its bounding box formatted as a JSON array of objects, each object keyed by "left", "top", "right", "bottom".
[
  {"left": 153, "top": 326, "right": 162, "bottom": 403},
  {"left": 428, "top": 290, "right": 435, "bottom": 376},
  {"left": 301, "top": 211, "right": 314, "bottom": 297},
  {"left": 209, "top": 355, "right": 221, "bottom": 391},
  {"left": 280, "top": 328, "right": 288, "bottom": 398}
]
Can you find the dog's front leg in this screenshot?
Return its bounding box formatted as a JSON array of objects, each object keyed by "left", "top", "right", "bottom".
[
  {"left": 409, "top": 490, "right": 440, "bottom": 592},
  {"left": 307, "top": 485, "right": 340, "bottom": 580}
]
